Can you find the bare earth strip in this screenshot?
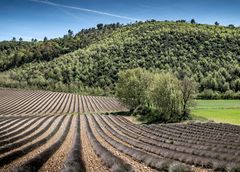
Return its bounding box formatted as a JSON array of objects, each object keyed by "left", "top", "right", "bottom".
[
  {"left": 80, "top": 115, "right": 109, "bottom": 172},
  {"left": 0, "top": 116, "right": 66, "bottom": 172},
  {"left": 88, "top": 115, "right": 158, "bottom": 172},
  {"left": 39, "top": 115, "right": 76, "bottom": 172}
]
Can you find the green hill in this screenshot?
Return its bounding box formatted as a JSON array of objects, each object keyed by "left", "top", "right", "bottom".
[
  {"left": 1, "top": 21, "right": 240, "bottom": 97},
  {"left": 0, "top": 23, "right": 121, "bottom": 71}
]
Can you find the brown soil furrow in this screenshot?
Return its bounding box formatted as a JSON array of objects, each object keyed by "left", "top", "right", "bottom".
[
  {"left": 39, "top": 115, "right": 76, "bottom": 172},
  {"left": 88, "top": 115, "right": 157, "bottom": 172},
  {"left": 0, "top": 115, "right": 68, "bottom": 172},
  {"left": 80, "top": 115, "right": 109, "bottom": 172},
  {"left": 0, "top": 116, "right": 48, "bottom": 144},
  {"left": 0, "top": 116, "right": 39, "bottom": 138},
  {"left": 0, "top": 116, "right": 57, "bottom": 157}
]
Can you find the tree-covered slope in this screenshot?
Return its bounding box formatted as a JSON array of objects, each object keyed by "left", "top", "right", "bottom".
[
  {"left": 1, "top": 21, "right": 240, "bottom": 97},
  {"left": 0, "top": 23, "right": 122, "bottom": 72}
]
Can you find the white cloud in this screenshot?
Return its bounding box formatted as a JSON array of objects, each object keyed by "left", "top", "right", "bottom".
[{"left": 30, "top": 0, "right": 142, "bottom": 21}]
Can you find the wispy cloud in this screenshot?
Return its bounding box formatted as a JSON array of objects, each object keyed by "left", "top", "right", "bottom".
[{"left": 29, "top": 0, "right": 142, "bottom": 21}]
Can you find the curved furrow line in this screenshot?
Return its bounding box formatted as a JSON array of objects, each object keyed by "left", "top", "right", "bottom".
[
  {"left": 77, "top": 96, "right": 82, "bottom": 113},
  {"left": 0, "top": 116, "right": 46, "bottom": 141},
  {"left": 80, "top": 96, "right": 86, "bottom": 113},
  {"left": 0, "top": 115, "right": 59, "bottom": 151},
  {"left": 92, "top": 96, "right": 109, "bottom": 112},
  {"left": 0, "top": 118, "right": 20, "bottom": 129},
  {"left": 30, "top": 91, "right": 60, "bottom": 115},
  {"left": 159, "top": 124, "right": 240, "bottom": 142},
  {"left": 83, "top": 115, "right": 133, "bottom": 172},
  {"left": 97, "top": 97, "right": 116, "bottom": 112},
  {"left": 0, "top": 115, "right": 66, "bottom": 167},
  {"left": 0, "top": 90, "right": 37, "bottom": 108},
  {"left": 82, "top": 96, "right": 90, "bottom": 113},
  {"left": 92, "top": 115, "right": 190, "bottom": 172},
  {"left": 14, "top": 115, "right": 73, "bottom": 172},
  {"left": 0, "top": 118, "right": 27, "bottom": 132},
  {"left": 148, "top": 124, "right": 240, "bottom": 149},
  {"left": 74, "top": 95, "right": 79, "bottom": 113},
  {"left": 116, "top": 116, "right": 240, "bottom": 156},
  {"left": 104, "top": 97, "right": 122, "bottom": 111},
  {"left": 97, "top": 96, "right": 118, "bottom": 112},
  {"left": 0, "top": 91, "right": 46, "bottom": 115},
  {"left": 66, "top": 94, "right": 74, "bottom": 114},
  {"left": 59, "top": 94, "right": 71, "bottom": 114},
  {"left": 88, "top": 115, "right": 158, "bottom": 172},
  {"left": 190, "top": 123, "right": 240, "bottom": 134},
  {"left": 0, "top": 116, "right": 19, "bottom": 124},
  {"left": 0, "top": 116, "right": 38, "bottom": 136},
  {"left": 90, "top": 96, "right": 102, "bottom": 112},
  {"left": 19, "top": 91, "right": 54, "bottom": 115},
  {"left": 110, "top": 116, "right": 239, "bottom": 162},
  {"left": 1, "top": 91, "right": 49, "bottom": 116},
  {"left": 37, "top": 92, "right": 62, "bottom": 114},
  {"left": 48, "top": 93, "right": 66, "bottom": 114},
  {"left": 69, "top": 94, "right": 76, "bottom": 114},
  {"left": 0, "top": 90, "right": 21, "bottom": 100},
  {"left": 98, "top": 115, "right": 230, "bottom": 171},
  {"left": 61, "top": 114, "right": 85, "bottom": 172},
  {"left": 84, "top": 96, "right": 92, "bottom": 113},
  {"left": 118, "top": 117, "right": 240, "bottom": 152},
  {"left": 86, "top": 96, "right": 96, "bottom": 112}
]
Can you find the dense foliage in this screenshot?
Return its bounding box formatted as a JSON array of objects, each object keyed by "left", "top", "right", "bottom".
[
  {"left": 116, "top": 68, "right": 196, "bottom": 123},
  {"left": 0, "top": 20, "right": 240, "bottom": 98},
  {"left": 0, "top": 23, "right": 121, "bottom": 72}
]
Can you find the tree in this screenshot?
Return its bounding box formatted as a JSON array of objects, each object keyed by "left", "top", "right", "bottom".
[
  {"left": 190, "top": 19, "right": 196, "bottom": 24},
  {"left": 116, "top": 68, "right": 153, "bottom": 110},
  {"left": 19, "top": 37, "right": 23, "bottom": 42},
  {"left": 234, "top": 79, "right": 240, "bottom": 91},
  {"left": 68, "top": 29, "right": 74, "bottom": 37},
  {"left": 43, "top": 37, "right": 48, "bottom": 42},
  {"left": 150, "top": 73, "right": 182, "bottom": 120},
  {"left": 222, "top": 82, "right": 230, "bottom": 92},
  {"left": 97, "top": 23, "right": 104, "bottom": 30},
  {"left": 215, "top": 21, "right": 220, "bottom": 26},
  {"left": 176, "top": 20, "right": 186, "bottom": 23},
  {"left": 228, "top": 24, "right": 235, "bottom": 28},
  {"left": 180, "top": 77, "right": 197, "bottom": 117},
  {"left": 12, "top": 37, "right": 16, "bottom": 42}
]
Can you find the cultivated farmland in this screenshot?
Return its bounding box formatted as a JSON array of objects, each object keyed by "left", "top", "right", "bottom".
[
  {"left": 0, "top": 89, "right": 240, "bottom": 172},
  {"left": 0, "top": 88, "right": 128, "bottom": 116}
]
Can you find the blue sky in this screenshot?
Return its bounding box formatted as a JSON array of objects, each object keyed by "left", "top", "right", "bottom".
[{"left": 0, "top": 0, "right": 240, "bottom": 41}]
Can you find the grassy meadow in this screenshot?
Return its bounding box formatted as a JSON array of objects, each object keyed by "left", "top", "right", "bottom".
[{"left": 192, "top": 100, "right": 240, "bottom": 125}]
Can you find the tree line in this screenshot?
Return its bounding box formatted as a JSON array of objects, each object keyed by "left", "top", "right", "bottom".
[{"left": 0, "top": 20, "right": 240, "bottom": 99}]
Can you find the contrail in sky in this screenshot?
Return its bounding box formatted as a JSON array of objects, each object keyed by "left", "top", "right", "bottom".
[{"left": 30, "top": 0, "right": 142, "bottom": 21}]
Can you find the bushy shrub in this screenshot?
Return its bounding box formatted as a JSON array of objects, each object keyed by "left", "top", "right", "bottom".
[
  {"left": 115, "top": 68, "right": 196, "bottom": 123},
  {"left": 150, "top": 73, "right": 182, "bottom": 121},
  {"left": 116, "top": 68, "right": 153, "bottom": 109}
]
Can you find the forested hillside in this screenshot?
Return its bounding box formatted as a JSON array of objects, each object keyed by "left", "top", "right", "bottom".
[
  {"left": 0, "top": 20, "right": 240, "bottom": 98},
  {"left": 0, "top": 23, "right": 121, "bottom": 71}
]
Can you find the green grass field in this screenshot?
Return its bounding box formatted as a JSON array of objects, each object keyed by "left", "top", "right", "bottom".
[{"left": 192, "top": 100, "right": 240, "bottom": 125}]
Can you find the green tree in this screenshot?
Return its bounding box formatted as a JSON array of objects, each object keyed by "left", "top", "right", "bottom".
[
  {"left": 43, "top": 37, "right": 48, "bottom": 42},
  {"left": 116, "top": 68, "right": 153, "bottom": 110},
  {"left": 68, "top": 29, "right": 74, "bottom": 37},
  {"left": 180, "top": 77, "right": 197, "bottom": 117},
  {"left": 190, "top": 19, "right": 196, "bottom": 24},
  {"left": 97, "top": 23, "right": 104, "bottom": 30},
  {"left": 150, "top": 73, "right": 182, "bottom": 120}
]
